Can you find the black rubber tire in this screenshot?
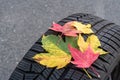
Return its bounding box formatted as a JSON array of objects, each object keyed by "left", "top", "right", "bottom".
[{"left": 9, "top": 13, "right": 120, "bottom": 80}]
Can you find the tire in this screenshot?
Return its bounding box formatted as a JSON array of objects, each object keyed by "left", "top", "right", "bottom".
[{"left": 9, "top": 13, "right": 120, "bottom": 80}]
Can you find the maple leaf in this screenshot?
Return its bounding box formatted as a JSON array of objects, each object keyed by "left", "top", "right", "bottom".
[
  {"left": 70, "top": 21, "right": 93, "bottom": 34},
  {"left": 33, "top": 53, "right": 71, "bottom": 69},
  {"left": 33, "top": 35, "right": 78, "bottom": 69},
  {"left": 50, "top": 22, "right": 80, "bottom": 37},
  {"left": 68, "top": 44, "right": 99, "bottom": 68},
  {"left": 78, "top": 34, "right": 107, "bottom": 55}
]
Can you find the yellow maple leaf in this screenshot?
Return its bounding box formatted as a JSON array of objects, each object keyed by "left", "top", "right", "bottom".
[
  {"left": 78, "top": 34, "right": 107, "bottom": 55},
  {"left": 71, "top": 21, "right": 93, "bottom": 34},
  {"left": 33, "top": 53, "right": 71, "bottom": 69}
]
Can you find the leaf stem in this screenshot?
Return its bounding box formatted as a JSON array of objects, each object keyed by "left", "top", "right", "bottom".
[
  {"left": 57, "top": 33, "right": 63, "bottom": 45},
  {"left": 83, "top": 68, "right": 92, "bottom": 79},
  {"left": 90, "top": 66, "right": 100, "bottom": 78}
]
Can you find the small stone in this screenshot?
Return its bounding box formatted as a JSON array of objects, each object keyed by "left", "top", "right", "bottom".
[
  {"left": 13, "top": 29, "right": 16, "bottom": 33},
  {"left": 1, "top": 39, "right": 4, "bottom": 41},
  {"left": 16, "top": 62, "right": 19, "bottom": 64},
  {"left": 45, "top": 4, "right": 48, "bottom": 7}
]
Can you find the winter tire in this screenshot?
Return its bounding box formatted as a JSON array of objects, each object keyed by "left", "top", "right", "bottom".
[{"left": 9, "top": 13, "right": 120, "bottom": 80}]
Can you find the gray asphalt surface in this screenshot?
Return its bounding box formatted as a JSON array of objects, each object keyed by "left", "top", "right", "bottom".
[{"left": 0, "top": 0, "right": 120, "bottom": 80}]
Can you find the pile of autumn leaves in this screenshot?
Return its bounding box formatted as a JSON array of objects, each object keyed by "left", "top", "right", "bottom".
[{"left": 33, "top": 21, "right": 107, "bottom": 69}]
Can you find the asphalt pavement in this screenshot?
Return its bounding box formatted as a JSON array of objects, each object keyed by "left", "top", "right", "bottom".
[{"left": 0, "top": 0, "right": 120, "bottom": 80}]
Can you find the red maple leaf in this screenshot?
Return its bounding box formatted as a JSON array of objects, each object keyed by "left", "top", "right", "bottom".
[
  {"left": 68, "top": 44, "right": 99, "bottom": 68},
  {"left": 49, "top": 22, "right": 80, "bottom": 37}
]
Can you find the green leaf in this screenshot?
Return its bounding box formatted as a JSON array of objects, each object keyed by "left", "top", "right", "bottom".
[
  {"left": 33, "top": 35, "right": 77, "bottom": 69},
  {"left": 65, "top": 36, "right": 78, "bottom": 49},
  {"left": 42, "top": 35, "right": 78, "bottom": 54}
]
